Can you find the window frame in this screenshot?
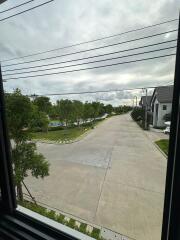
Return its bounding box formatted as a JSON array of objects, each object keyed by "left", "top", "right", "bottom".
[
  {"left": 163, "top": 104, "right": 167, "bottom": 110},
  {"left": 0, "top": 18, "right": 179, "bottom": 240},
  {"left": 161, "top": 15, "right": 180, "bottom": 240}
]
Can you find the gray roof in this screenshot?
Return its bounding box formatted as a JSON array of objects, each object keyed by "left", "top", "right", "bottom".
[
  {"left": 139, "top": 96, "right": 152, "bottom": 107},
  {"left": 153, "top": 85, "right": 174, "bottom": 103}
]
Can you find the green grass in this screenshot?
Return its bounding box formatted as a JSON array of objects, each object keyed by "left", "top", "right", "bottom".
[
  {"left": 31, "top": 127, "right": 90, "bottom": 142},
  {"left": 31, "top": 119, "right": 104, "bottom": 142},
  {"left": 155, "top": 139, "right": 169, "bottom": 155},
  {"left": 79, "top": 223, "right": 87, "bottom": 234}
]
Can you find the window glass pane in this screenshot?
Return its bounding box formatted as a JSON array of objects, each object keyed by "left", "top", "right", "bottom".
[
  {"left": 163, "top": 105, "right": 167, "bottom": 110},
  {"left": 1, "top": 2, "right": 178, "bottom": 240}
]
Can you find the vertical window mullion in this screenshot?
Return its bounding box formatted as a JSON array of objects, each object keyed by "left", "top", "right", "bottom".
[
  {"left": 161, "top": 14, "right": 180, "bottom": 240},
  {"left": 0, "top": 65, "right": 16, "bottom": 213}
]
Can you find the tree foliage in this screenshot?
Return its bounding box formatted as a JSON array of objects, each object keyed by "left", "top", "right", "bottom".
[
  {"left": 5, "top": 89, "right": 50, "bottom": 201},
  {"left": 33, "top": 96, "right": 52, "bottom": 114},
  {"left": 5, "top": 89, "right": 33, "bottom": 142},
  {"left": 30, "top": 105, "right": 49, "bottom": 132},
  {"left": 131, "top": 107, "right": 151, "bottom": 130},
  {"left": 72, "top": 100, "right": 84, "bottom": 126},
  {"left": 57, "top": 99, "right": 74, "bottom": 126}
]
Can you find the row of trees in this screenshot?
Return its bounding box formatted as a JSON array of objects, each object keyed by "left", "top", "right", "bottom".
[{"left": 32, "top": 96, "right": 132, "bottom": 127}]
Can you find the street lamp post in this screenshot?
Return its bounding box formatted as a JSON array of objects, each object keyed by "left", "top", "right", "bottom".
[{"left": 135, "top": 96, "right": 137, "bottom": 107}]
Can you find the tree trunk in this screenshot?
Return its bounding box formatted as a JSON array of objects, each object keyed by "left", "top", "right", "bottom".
[
  {"left": 65, "top": 119, "right": 68, "bottom": 128},
  {"left": 77, "top": 119, "right": 80, "bottom": 128},
  {"left": 17, "top": 182, "right": 23, "bottom": 201}
]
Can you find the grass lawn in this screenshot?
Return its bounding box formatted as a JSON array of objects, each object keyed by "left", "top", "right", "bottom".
[
  {"left": 31, "top": 127, "right": 90, "bottom": 142},
  {"left": 155, "top": 139, "right": 169, "bottom": 155}
]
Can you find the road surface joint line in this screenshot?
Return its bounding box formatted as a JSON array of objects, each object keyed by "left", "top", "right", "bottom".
[
  {"left": 93, "top": 145, "right": 114, "bottom": 220},
  {"left": 106, "top": 180, "right": 164, "bottom": 195}
]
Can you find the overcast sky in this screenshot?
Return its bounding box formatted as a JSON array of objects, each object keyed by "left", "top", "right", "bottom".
[{"left": 0, "top": 0, "right": 179, "bottom": 105}]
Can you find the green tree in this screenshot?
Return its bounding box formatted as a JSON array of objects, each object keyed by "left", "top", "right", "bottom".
[
  {"left": 83, "top": 102, "right": 94, "bottom": 122},
  {"left": 91, "top": 102, "right": 101, "bottom": 120},
  {"left": 48, "top": 104, "right": 59, "bottom": 119},
  {"left": 5, "top": 89, "right": 49, "bottom": 201},
  {"left": 72, "top": 100, "right": 84, "bottom": 126},
  {"left": 5, "top": 89, "right": 33, "bottom": 142},
  {"left": 104, "top": 104, "right": 113, "bottom": 114},
  {"left": 30, "top": 105, "right": 49, "bottom": 132},
  {"left": 12, "top": 142, "right": 49, "bottom": 201},
  {"left": 57, "top": 99, "right": 73, "bottom": 127},
  {"left": 33, "top": 96, "right": 52, "bottom": 114},
  {"left": 98, "top": 103, "right": 105, "bottom": 116}
]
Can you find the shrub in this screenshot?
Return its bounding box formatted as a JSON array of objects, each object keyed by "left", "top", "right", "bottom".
[
  {"left": 91, "top": 228, "right": 101, "bottom": 239},
  {"left": 131, "top": 107, "right": 151, "bottom": 130},
  {"left": 48, "top": 126, "right": 65, "bottom": 131},
  {"left": 46, "top": 210, "right": 56, "bottom": 220},
  {"left": 131, "top": 107, "right": 144, "bottom": 121},
  {"left": 66, "top": 219, "right": 76, "bottom": 229},
  {"left": 56, "top": 214, "right": 65, "bottom": 223},
  {"left": 79, "top": 223, "right": 87, "bottom": 234}
]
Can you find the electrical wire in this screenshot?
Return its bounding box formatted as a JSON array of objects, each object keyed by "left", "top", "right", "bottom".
[
  {"left": 25, "top": 83, "right": 173, "bottom": 97},
  {"left": 0, "top": 0, "right": 54, "bottom": 22},
  {"left": 0, "top": 0, "right": 36, "bottom": 14},
  {"left": 3, "top": 45, "right": 176, "bottom": 77},
  {"left": 2, "top": 39, "right": 177, "bottom": 73},
  {"left": 2, "top": 29, "right": 177, "bottom": 68},
  {"left": 1, "top": 18, "right": 178, "bottom": 63},
  {"left": 3, "top": 53, "right": 176, "bottom": 81}
]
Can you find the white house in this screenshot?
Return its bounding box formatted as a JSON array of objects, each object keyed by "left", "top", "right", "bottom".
[{"left": 150, "top": 85, "right": 173, "bottom": 128}]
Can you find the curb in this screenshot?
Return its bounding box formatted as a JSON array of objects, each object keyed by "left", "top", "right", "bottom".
[{"left": 154, "top": 143, "right": 168, "bottom": 159}]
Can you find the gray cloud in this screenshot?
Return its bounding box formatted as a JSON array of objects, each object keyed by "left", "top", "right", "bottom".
[{"left": 0, "top": 0, "right": 179, "bottom": 105}]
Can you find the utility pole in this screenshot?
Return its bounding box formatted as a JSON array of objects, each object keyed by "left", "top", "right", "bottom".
[
  {"left": 135, "top": 96, "right": 137, "bottom": 107},
  {"left": 142, "top": 88, "right": 148, "bottom": 129},
  {"left": 145, "top": 88, "right": 148, "bottom": 130}
]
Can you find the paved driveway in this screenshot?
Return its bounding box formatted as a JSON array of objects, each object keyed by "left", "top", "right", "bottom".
[{"left": 25, "top": 114, "right": 167, "bottom": 240}]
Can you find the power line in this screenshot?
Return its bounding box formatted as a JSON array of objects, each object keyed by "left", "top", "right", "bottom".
[
  {"left": 27, "top": 83, "right": 173, "bottom": 97},
  {"left": 0, "top": 0, "right": 36, "bottom": 14},
  {"left": 2, "top": 29, "right": 177, "bottom": 68},
  {"left": 2, "top": 39, "right": 177, "bottom": 73},
  {"left": 4, "top": 53, "right": 176, "bottom": 81},
  {"left": 1, "top": 18, "right": 178, "bottom": 63},
  {"left": 0, "top": 0, "right": 54, "bottom": 22},
  {"left": 3, "top": 45, "right": 176, "bottom": 77}
]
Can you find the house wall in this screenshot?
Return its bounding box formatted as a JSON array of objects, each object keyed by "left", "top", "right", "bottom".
[
  {"left": 152, "top": 98, "right": 172, "bottom": 127},
  {"left": 157, "top": 103, "right": 172, "bottom": 127}
]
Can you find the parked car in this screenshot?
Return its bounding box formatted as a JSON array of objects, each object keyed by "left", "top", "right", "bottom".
[
  {"left": 164, "top": 126, "right": 170, "bottom": 134},
  {"left": 163, "top": 121, "right": 171, "bottom": 134}
]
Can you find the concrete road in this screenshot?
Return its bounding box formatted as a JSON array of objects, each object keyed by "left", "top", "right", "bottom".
[{"left": 25, "top": 114, "right": 167, "bottom": 240}]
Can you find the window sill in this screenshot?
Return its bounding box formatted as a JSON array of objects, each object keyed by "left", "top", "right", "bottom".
[{"left": 0, "top": 206, "right": 94, "bottom": 240}]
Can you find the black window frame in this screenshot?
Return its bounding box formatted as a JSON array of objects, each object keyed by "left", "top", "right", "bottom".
[
  {"left": 163, "top": 104, "right": 167, "bottom": 110},
  {"left": 0, "top": 16, "right": 179, "bottom": 240}
]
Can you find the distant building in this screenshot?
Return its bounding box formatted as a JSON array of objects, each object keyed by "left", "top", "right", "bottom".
[
  {"left": 139, "top": 96, "right": 152, "bottom": 111},
  {"left": 150, "top": 85, "right": 173, "bottom": 128}
]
